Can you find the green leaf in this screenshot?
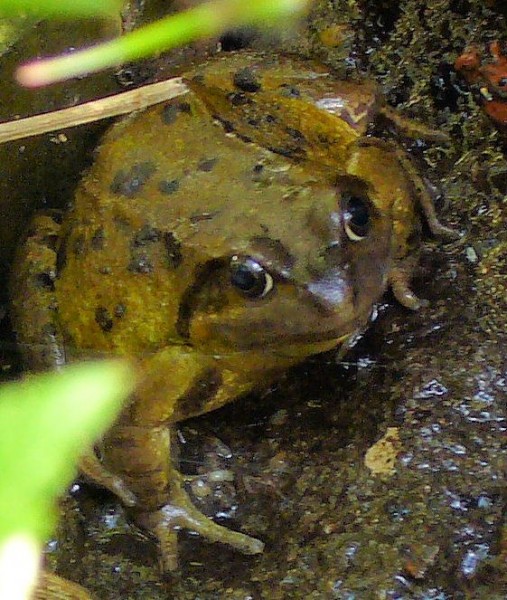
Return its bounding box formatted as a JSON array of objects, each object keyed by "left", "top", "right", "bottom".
[
  {"left": 17, "top": 0, "right": 311, "bottom": 86},
  {"left": 0, "top": 0, "right": 122, "bottom": 18},
  {"left": 0, "top": 361, "right": 134, "bottom": 542}
]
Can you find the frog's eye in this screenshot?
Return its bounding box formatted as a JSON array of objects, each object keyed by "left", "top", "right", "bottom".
[
  {"left": 230, "top": 256, "right": 274, "bottom": 298},
  {"left": 342, "top": 193, "right": 371, "bottom": 241}
]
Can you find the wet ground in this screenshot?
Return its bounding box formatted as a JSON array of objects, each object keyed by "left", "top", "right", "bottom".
[{"left": 2, "top": 0, "right": 506, "bottom": 598}]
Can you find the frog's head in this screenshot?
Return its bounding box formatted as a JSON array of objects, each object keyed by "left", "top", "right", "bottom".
[{"left": 175, "top": 170, "right": 408, "bottom": 358}]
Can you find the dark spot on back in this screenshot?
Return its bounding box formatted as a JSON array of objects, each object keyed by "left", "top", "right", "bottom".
[
  {"left": 279, "top": 83, "right": 301, "bottom": 98},
  {"left": 128, "top": 226, "right": 160, "bottom": 274},
  {"left": 162, "top": 101, "right": 192, "bottom": 124},
  {"left": 113, "top": 215, "right": 132, "bottom": 233},
  {"left": 251, "top": 163, "right": 265, "bottom": 182},
  {"left": 161, "top": 104, "right": 178, "bottom": 125},
  {"left": 236, "top": 133, "right": 253, "bottom": 144},
  {"left": 110, "top": 162, "right": 156, "bottom": 198},
  {"left": 189, "top": 212, "right": 218, "bottom": 224},
  {"left": 131, "top": 225, "right": 161, "bottom": 247},
  {"left": 191, "top": 74, "right": 205, "bottom": 86},
  {"left": 198, "top": 158, "right": 218, "bottom": 172},
  {"left": 33, "top": 272, "right": 55, "bottom": 291},
  {"left": 265, "top": 114, "right": 277, "bottom": 124},
  {"left": 56, "top": 234, "right": 68, "bottom": 274},
  {"left": 178, "top": 101, "right": 192, "bottom": 114},
  {"left": 233, "top": 67, "right": 261, "bottom": 93},
  {"left": 285, "top": 127, "right": 306, "bottom": 143},
  {"left": 247, "top": 118, "right": 259, "bottom": 127},
  {"left": 128, "top": 253, "right": 153, "bottom": 274},
  {"left": 158, "top": 179, "right": 180, "bottom": 195},
  {"left": 95, "top": 307, "right": 113, "bottom": 332},
  {"left": 227, "top": 92, "right": 253, "bottom": 106},
  {"left": 267, "top": 145, "right": 303, "bottom": 159},
  {"left": 213, "top": 114, "right": 235, "bottom": 133},
  {"left": 164, "top": 232, "right": 182, "bottom": 268},
  {"left": 91, "top": 227, "right": 105, "bottom": 250},
  {"left": 114, "top": 303, "right": 126, "bottom": 318}
]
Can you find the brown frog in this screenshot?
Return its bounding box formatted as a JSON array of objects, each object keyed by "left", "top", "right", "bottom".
[{"left": 10, "top": 52, "right": 455, "bottom": 595}]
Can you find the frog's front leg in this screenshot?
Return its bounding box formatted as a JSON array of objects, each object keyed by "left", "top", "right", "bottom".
[
  {"left": 346, "top": 140, "right": 459, "bottom": 310},
  {"left": 101, "top": 347, "right": 264, "bottom": 572}
]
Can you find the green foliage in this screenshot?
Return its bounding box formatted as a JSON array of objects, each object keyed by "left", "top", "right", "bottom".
[
  {"left": 10, "top": 0, "right": 311, "bottom": 86},
  {"left": 0, "top": 362, "right": 134, "bottom": 543},
  {"left": 0, "top": 0, "right": 122, "bottom": 18}
]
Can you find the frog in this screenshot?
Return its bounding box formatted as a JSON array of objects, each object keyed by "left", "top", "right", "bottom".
[{"left": 9, "top": 52, "right": 456, "bottom": 597}]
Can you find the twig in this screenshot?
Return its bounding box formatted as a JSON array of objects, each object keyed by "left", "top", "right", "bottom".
[{"left": 0, "top": 77, "right": 189, "bottom": 144}]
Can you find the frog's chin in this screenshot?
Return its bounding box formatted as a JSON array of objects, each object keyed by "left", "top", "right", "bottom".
[{"left": 268, "top": 332, "right": 352, "bottom": 360}]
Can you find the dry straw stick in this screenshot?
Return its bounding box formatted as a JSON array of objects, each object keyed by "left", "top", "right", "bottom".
[{"left": 0, "top": 77, "right": 189, "bottom": 144}]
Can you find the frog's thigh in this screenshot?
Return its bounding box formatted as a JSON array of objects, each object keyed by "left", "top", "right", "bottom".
[{"left": 9, "top": 211, "right": 66, "bottom": 370}]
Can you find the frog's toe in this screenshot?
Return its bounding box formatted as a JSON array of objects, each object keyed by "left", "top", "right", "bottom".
[
  {"left": 136, "top": 475, "right": 264, "bottom": 572},
  {"left": 389, "top": 267, "right": 429, "bottom": 311},
  {"left": 79, "top": 451, "right": 138, "bottom": 507},
  {"left": 428, "top": 219, "right": 462, "bottom": 241}
]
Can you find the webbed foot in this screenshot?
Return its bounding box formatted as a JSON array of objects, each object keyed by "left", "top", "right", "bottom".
[{"left": 136, "top": 468, "right": 264, "bottom": 572}]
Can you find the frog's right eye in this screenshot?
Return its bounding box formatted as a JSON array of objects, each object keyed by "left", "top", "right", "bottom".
[
  {"left": 230, "top": 256, "right": 274, "bottom": 298},
  {"left": 342, "top": 193, "right": 371, "bottom": 241}
]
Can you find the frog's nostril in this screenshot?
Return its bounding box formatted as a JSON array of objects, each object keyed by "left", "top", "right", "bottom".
[{"left": 306, "top": 270, "right": 348, "bottom": 315}]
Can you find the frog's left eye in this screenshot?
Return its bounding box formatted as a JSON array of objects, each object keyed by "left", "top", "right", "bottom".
[
  {"left": 230, "top": 256, "right": 274, "bottom": 298},
  {"left": 342, "top": 193, "right": 371, "bottom": 241}
]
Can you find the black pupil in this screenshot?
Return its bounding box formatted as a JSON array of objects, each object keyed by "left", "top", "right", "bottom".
[
  {"left": 231, "top": 264, "right": 259, "bottom": 291},
  {"left": 347, "top": 196, "right": 369, "bottom": 227},
  {"left": 230, "top": 257, "right": 271, "bottom": 298},
  {"left": 344, "top": 194, "right": 370, "bottom": 238}
]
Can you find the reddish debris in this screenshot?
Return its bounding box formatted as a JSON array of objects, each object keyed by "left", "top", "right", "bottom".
[{"left": 455, "top": 41, "right": 507, "bottom": 127}]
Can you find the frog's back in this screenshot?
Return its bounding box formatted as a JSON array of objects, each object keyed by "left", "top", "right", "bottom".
[{"left": 186, "top": 52, "right": 379, "bottom": 166}]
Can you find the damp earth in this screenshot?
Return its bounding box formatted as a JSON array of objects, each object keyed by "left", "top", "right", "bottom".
[{"left": 1, "top": 1, "right": 506, "bottom": 598}]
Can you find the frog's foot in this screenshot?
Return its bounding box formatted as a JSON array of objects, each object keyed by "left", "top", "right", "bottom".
[
  {"left": 136, "top": 469, "right": 264, "bottom": 572},
  {"left": 79, "top": 449, "right": 137, "bottom": 507},
  {"left": 389, "top": 265, "right": 428, "bottom": 311}
]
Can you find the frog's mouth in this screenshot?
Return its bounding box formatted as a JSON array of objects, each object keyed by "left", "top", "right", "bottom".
[
  {"left": 175, "top": 251, "right": 381, "bottom": 354},
  {"left": 205, "top": 318, "right": 366, "bottom": 354},
  {"left": 266, "top": 332, "right": 352, "bottom": 360}
]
